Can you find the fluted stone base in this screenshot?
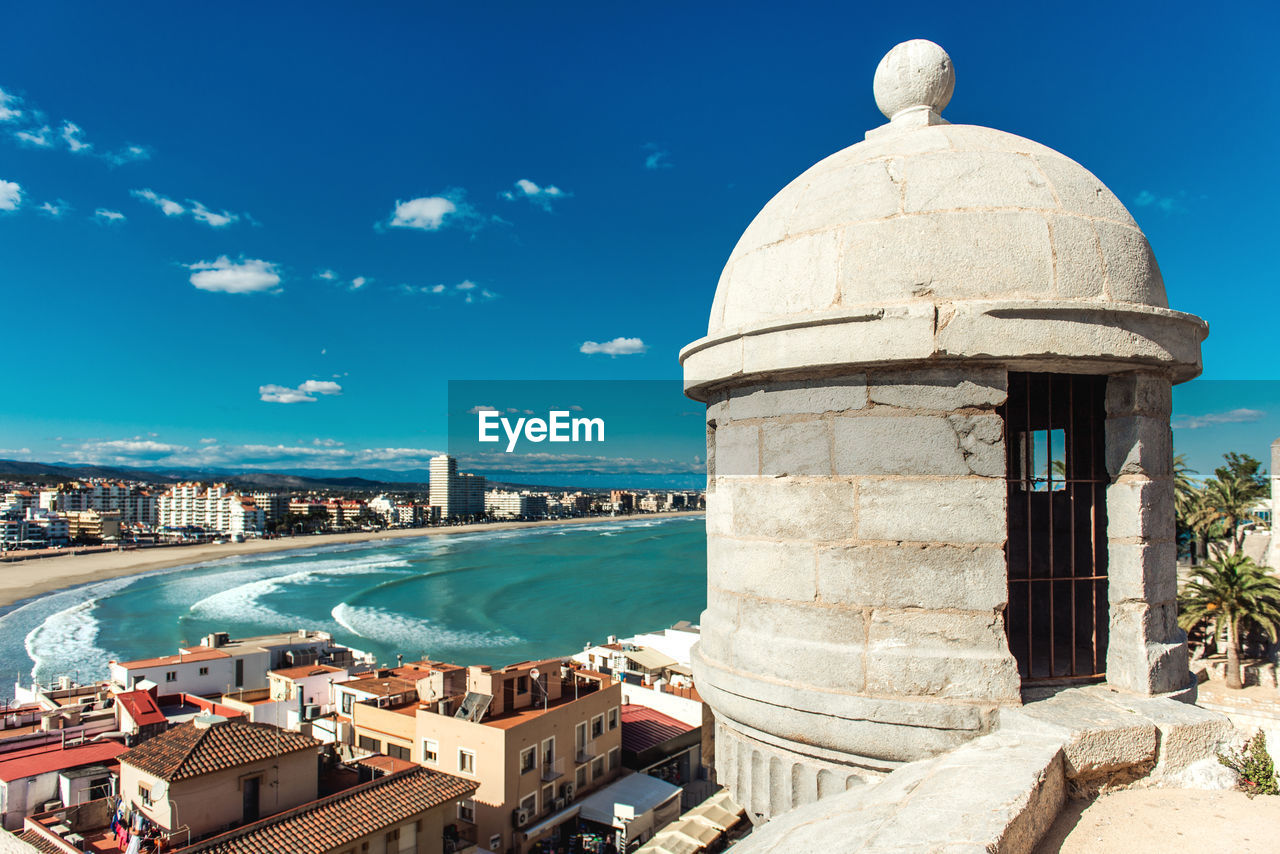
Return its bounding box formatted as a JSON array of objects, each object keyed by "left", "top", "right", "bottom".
[{"left": 714, "top": 715, "right": 889, "bottom": 824}]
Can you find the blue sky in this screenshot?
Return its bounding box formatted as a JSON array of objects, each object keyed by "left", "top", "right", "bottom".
[{"left": 0, "top": 1, "right": 1277, "bottom": 479}]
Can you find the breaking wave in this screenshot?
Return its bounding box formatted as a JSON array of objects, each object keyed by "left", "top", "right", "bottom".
[{"left": 330, "top": 603, "right": 521, "bottom": 652}]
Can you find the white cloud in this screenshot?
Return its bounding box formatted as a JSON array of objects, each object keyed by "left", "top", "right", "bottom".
[
  {"left": 60, "top": 121, "right": 92, "bottom": 153},
  {"left": 580, "top": 337, "right": 648, "bottom": 356},
  {"left": 389, "top": 196, "right": 457, "bottom": 230},
  {"left": 0, "top": 87, "right": 21, "bottom": 122},
  {"left": 83, "top": 439, "right": 187, "bottom": 458},
  {"left": 1172, "top": 408, "right": 1265, "bottom": 430},
  {"left": 502, "top": 178, "right": 569, "bottom": 210},
  {"left": 0, "top": 179, "right": 21, "bottom": 211},
  {"left": 1134, "top": 189, "right": 1186, "bottom": 214},
  {"left": 189, "top": 200, "right": 237, "bottom": 227},
  {"left": 199, "top": 437, "right": 218, "bottom": 444},
  {"left": 132, "top": 189, "right": 239, "bottom": 227},
  {"left": 187, "top": 256, "right": 281, "bottom": 294},
  {"left": 260, "top": 379, "right": 343, "bottom": 403},
  {"left": 0, "top": 447, "right": 33, "bottom": 457},
  {"left": 14, "top": 125, "right": 52, "bottom": 147},
  {"left": 401, "top": 280, "right": 497, "bottom": 303},
  {"left": 94, "top": 208, "right": 125, "bottom": 222},
  {"left": 316, "top": 269, "right": 337, "bottom": 281},
  {"left": 105, "top": 145, "right": 150, "bottom": 166},
  {"left": 60, "top": 434, "right": 449, "bottom": 472},
  {"left": 38, "top": 199, "right": 69, "bottom": 217},
  {"left": 132, "top": 188, "right": 185, "bottom": 216},
  {"left": 350, "top": 276, "right": 368, "bottom": 290},
  {"left": 644, "top": 143, "right": 672, "bottom": 170},
  {"left": 468, "top": 404, "right": 499, "bottom": 415}
]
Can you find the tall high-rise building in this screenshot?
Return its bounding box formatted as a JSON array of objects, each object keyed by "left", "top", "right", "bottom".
[{"left": 429, "top": 455, "right": 486, "bottom": 519}]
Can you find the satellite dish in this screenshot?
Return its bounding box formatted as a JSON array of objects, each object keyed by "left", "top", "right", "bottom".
[{"left": 529, "top": 668, "right": 541, "bottom": 680}]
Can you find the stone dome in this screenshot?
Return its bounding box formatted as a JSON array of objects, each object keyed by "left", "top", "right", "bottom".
[
  {"left": 683, "top": 41, "right": 1205, "bottom": 397},
  {"left": 707, "top": 123, "right": 1166, "bottom": 335}
]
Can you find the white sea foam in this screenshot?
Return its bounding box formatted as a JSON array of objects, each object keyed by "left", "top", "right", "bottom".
[
  {"left": 331, "top": 603, "right": 521, "bottom": 651},
  {"left": 187, "top": 556, "right": 412, "bottom": 625},
  {"left": 22, "top": 574, "right": 140, "bottom": 684}
]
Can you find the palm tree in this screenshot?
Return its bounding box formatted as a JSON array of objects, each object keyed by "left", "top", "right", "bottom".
[
  {"left": 1179, "top": 552, "right": 1280, "bottom": 689},
  {"left": 1202, "top": 474, "right": 1267, "bottom": 555},
  {"left": 1173, "top": 454, "right": 1200, "bottom": 563}
]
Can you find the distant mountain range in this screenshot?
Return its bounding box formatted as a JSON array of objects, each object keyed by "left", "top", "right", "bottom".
[{"left": 0, "top": 458, "right": 691, "bottom": 493}]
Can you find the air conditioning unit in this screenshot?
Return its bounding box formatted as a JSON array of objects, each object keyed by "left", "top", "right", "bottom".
[
  {"left": 41, "top": 799, "right": 63, "bottom": 812},
  {"left": 514, "top": 808, "right": 532, "bottom": 828},
  {"left": 302, "top": 704, "right": 321, "bottom": 720},
  {"left": 554, "top": 797, "right": 566, "bottom": 811},
  {"left": 561, "top": 782, "right": 576, "bottom": 801}
]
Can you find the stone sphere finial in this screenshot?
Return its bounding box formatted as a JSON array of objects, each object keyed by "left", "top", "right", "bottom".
[{"left": 873, "top": 39, "right": 955, "bottom": 121}]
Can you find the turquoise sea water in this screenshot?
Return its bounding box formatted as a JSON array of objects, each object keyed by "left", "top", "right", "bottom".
[{"left": 0, "top": 516, "right": 706, "bottom": 700}]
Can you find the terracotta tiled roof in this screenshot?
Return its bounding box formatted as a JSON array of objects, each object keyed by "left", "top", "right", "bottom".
[
  {"left": 184, "top": 767, "right": 478, "bottom": 854},
  {"left": 116, "top": 689, "right": 166, "bottom": 728},
  {"left": 15, "top": 830, "right": 65, "bottom": 853},
  {"left": 119, "top": 720, "right": 318, "bottom": 782},
  {"left": 620, "top": 705, "right": 694, "bottom": 755}
]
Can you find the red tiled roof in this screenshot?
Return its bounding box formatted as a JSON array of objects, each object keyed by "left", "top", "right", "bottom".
[
  {"left": 355, "top": 754, "right": 418, "bottom": 775},
  {"left": 115, "top": 689, "right": 166, "bottom": 728},
  {"left": 620, "top": 705, "right": 694, "bottom": 755},
  {"left": 119, "top": 720, "right": 318, "bottom": 782},
  {"left": 182, "top": 767, "right": 478, "bottom": 854},
  {"left": 113, "top": 648, "right": 229, "bottom": 669},
  {"left": 0, "top": 741, "right": 126, "bottom": 783},
  {"left": 16, "top": 830, "right": 65, "bottom": 853}
]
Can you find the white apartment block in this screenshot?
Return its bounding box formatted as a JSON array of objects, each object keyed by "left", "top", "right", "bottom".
[
  {"left": 158, "top": 482, "right": 265, "bottom": 536},
  {"left": 429, "top": 455, "right": 486, "bottom": 519},
  {"left": 40, "top": 482, "right": 159, "bottom": 527}
]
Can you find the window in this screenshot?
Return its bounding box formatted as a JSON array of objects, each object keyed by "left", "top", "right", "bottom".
[
  {"left": 164, "top": 671, "right": 177, "bottom": 683},
  {"left": 575, "top": 721, "right": 588, "bottom": 751},
  {"left": 608, "top": 747, "right": 620, "bottom": 771},
  {"left": 520, "top": 746, "right": 536, "bottom": 774},
  {"left": 591, "top": 756, "right": 604, "bottom": 779},
  {"left": 459, "top": 748, "right": 476, "bottom": 774},
  {"left": 422, "top": 739, "right": 439, "bottom": 764},
  {"left": 541, "top": 784, "right": 553, "bottom": 811},
  {"left": 198, "top": 666, "right": 209, "bottom": 676},
  {"left": 517, "top": 675, "right": 529, "bottom": 694},
  {"left": 341, "top": 692, "right": 354, "bottom": 715},
  {"left": 519, "top": 793, "right": 536, "bottom": 814},
  {"left": 575, "top": 765, "right": 587, "bottom": 789},
  {"left": 542, "top": 736, "right": 555, "bottom": 766},
  {"left": 591, "top": 714, "right": 604, "bottom": 738},
  {"left": 358, "top": 735, "right": 381, "bottom": 753},
  {"left": 138, "top": 783, "right": 152, "bottom": 806},
  {"left": 385, "top": 829, "right": 399, "bottom": 845},
  {"left": 607, "top": 706, "right": 619, "bottom": 730},
  {"left": 388, "top": 743, "right": 410, "bottom": 761},
  {"left": 458, "top": 800, "right": 476, "bottom": 823}
]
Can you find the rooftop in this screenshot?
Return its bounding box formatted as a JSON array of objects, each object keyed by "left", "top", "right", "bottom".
[
  {"left": 115, "top": 689, "right": 166, "bottom": 728},
  {"left": 269, "top": 663, "right": 345, "bottom": 680},
  {"left": 113, "top": 648, "right": 230, "bottom": 669},
  {"left": 119, "top": 719, "right": 318, "bottom": 782},
  {"left": 0, "top": 740, "right": 126, "bottom": 783},
  {"left": 182, "top": 767, "right": 477, "bottom": 854},
  {"left": 620, "top": 705, "right": 694, "bottom": 755}
]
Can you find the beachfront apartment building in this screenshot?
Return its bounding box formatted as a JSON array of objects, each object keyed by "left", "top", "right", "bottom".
[
  {"left": 39, "top": 482, "right": 158, "bottom": 527},
  {"left": 349, "top": 658, "right": 623, "bottom": 854},
  {"left": 483, "top": 491, "right": 549, "bottom": 520},
  {"left": 428, "top": 456, "right": 486, "bottom": 520},
  {"left": 158, "top": 483, "right": 265, "bottom": 537}
]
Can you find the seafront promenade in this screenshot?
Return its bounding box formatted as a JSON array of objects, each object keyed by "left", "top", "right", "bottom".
[{"left": 0, "top": 510, "right": 703, "bottom": 609}]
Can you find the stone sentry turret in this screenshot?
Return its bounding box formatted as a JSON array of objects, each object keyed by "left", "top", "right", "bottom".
[{"left": 681, "top": 40, "right": 1208, "bottom": 822}]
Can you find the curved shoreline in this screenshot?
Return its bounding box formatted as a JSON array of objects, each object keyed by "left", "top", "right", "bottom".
[{"left": 0, "top": 511, "right": 704, "bottom": 611}]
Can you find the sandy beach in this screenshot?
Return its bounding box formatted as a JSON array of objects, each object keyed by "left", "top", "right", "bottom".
[{"left": 0, "top": 511, "right": 704, "bottom": 610}]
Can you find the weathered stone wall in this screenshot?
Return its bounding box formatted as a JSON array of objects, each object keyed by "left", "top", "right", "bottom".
[
  {"left": 1104, "top": 372, "right": 1190, "bottom": 694},
  {"left": 695, "top": 365, "right": 1020, "bottom": 820}
]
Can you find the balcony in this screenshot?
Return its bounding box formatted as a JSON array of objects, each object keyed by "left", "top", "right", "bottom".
[
  {"left": 541, "top": 756, "right": 565, "bottom": 782},
  {"left": 575, "top": 739, "right": 597, "bottom": 764},
  {"left": 443, "top": 822, "right": 478, "bottom": 854}
]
